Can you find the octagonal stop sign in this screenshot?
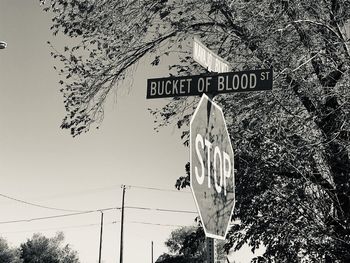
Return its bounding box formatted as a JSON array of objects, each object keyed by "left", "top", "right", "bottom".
[{"left": 190, "top": 94, "right": 235, "bottom": 240}]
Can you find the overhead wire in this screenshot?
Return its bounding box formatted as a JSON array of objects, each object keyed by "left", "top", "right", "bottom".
[
  {"left": 0, "top": 183, "right": 191, "bottom": 209},
  {"left": 0, "top": 183, "right": 196, "bottom": 227},
  {"left": 0, "top": 222, "right": 116, "bottom": 234},
  {"left": 0, "top": 183, "right": 191, "bottom": 215},
  {"left": 0, "top": 192, "right": 87, "bottom": 213},
  {"left": 0, "top": 220, "right": 188, "bottom": 235},
  {"left": 0, "top": 207, "right": 120, "bottom": 225},
  {"left": 125, "top": 206, "right": 197, "bottom": 214},
  {"left": 127, "top": 221, "right": 185, "bottom": 228},
  {"left": 0, "top": 205, "right": 197, "bottom": 226},
  {"left": 126, "top": 184, "right": 191, "bottom": 194}
]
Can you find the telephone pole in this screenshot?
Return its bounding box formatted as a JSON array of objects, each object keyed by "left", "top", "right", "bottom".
[
  {"left": 98, "top": 211, "right": 104, "bottom": 263},
  {"left": 119, "top": 185, "right": 126, "bottom": 263},
  {"left": 151, "top": 241, "right": 154, "bottom": 263}
]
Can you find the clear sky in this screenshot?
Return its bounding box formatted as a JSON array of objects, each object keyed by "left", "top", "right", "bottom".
[{"left": 0, "top": 1, "right": 262, "bottom": 262}]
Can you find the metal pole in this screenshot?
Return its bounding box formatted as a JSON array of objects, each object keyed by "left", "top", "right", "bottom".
[
  {"left": 119, "top": 185, "right": 126, "bottom": 263},
  {"left": 98, "top": 211, "right": 104, "bottom": 263},
  {"left": 206, "top": 237, "right": 216, "bottom": 263},
  {"left": 151, "top": 241, "right": 154, "bottom": 263}
]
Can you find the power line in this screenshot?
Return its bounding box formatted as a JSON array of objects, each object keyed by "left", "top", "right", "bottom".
[
  {"left": 0, "top": 184, "right": 192, "bottom": 216},
  {"left": 125, "top": 206, "right": 197, "bottom": 214},
  {"left": 0, "top": 184, "right": 191, "bottom": 210},
  {"left": 0, "top": 184, "right": 196, "bottom": 226},
  {"left": 127, "top": 221, "right": 184, "bottom": 228},
  {"left": 127, "top": 184, "right": 191, "bottom": 194},
  {"left": 0, "top": 205, "right": 196, "bottom": 226},
  {"left": 0, "top": 211, "right": 95, "bottom": 225},
  {"left": 0, "top": 222, "right": 117, "bottom": 234},
  {"left": 13, "top": 185, "right": 122, "bottom": 202},
  {"left": 0, "top": 192, "right": 86, "bottom": 213},
  {"left": 0, "top": 220, "right": 189, "bottom": 235},
  {"left": 0, "top": 207, "right": 119, "bottom": 225}
]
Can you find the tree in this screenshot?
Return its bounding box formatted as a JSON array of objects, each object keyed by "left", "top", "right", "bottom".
[
  {"left": 157, "top": 226, "right": 226, "bottom": 263},
  {"left": 42, "top": 0, "right": 350, "bottom": 261},
  {"left": 20, "top": 232, "right": 79, "bottom": 263},
  {"left": 0, "top": 238, "right": 22, "bottom": 263}
]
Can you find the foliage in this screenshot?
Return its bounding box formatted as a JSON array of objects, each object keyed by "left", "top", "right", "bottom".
[
  {"left": 158, "top": 226, "right": 226, "bottom": 263},
  {"left": 42, "top": 0, "right": 350, "bottom": 262},
  {"left": 165, "top": 226, "right": 205, "bottom": 261},
  {"left": 155, "top": 253, "right": 189, "bottom": 263},
  {"left": 20, "top": 232, "right": 79, "bottom": 263},
  {"left": 0, "top": 238, "right": 22, "bottom": 263}
]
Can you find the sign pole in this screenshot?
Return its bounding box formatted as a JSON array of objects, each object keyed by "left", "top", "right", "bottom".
[
  {"left": 192, "top": 38, "right": 237, "bottom": 262},
  {"left": 194, "top": 38, "right": 231, "bottom": 262},
  {"left": 206, "top": 92, "right": 215, "bottom": 263},
  {"left": 206, "top": 237, "right": 216, "bottom": 263}
]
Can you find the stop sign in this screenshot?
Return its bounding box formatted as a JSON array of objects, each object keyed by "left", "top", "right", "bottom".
[{"left": 190, "top": 94, "right": 235, "bottom": 240}]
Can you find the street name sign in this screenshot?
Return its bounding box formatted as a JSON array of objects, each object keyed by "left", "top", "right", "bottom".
[
  {"left": 146, "top": 68, "right": 272, "bottom": 99},
  {"left": 193, "top": 37, "right": 230, "bottom": 73},
  {"left": 190, "top": 94, "right": 235, "bottom": 240}
]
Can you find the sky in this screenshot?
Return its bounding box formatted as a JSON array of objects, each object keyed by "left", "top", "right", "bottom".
[{"left": 0, "top": 1, "right": 262, "bottom": 262}]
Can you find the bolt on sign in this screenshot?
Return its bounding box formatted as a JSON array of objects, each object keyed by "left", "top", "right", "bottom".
[{"left": 190, "top": 94, "right": 235, "bottom": 240}]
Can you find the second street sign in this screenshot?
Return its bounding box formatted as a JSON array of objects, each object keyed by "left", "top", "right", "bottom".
[
  {"left": 146, "top": 68, "right": 273, "bottom": 99},
  {"left": 193, "top": 37, "right": 230, "bottom": 73}
]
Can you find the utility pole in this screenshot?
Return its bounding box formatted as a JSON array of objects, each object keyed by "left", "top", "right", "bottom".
[
  {"left": 151, "top": 241, "right": 154, "bottom": 263},
  {"left": 119, "top": 185, "right": 126, "bottom": 263},
  {"left": 98, "top": 211, "right": 104, "bottom": 263}
]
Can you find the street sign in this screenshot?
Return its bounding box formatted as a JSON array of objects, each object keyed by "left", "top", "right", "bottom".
[
  {"left": 146, "top": 68, "right": 272, "bottom": 99},
  {"left": 190, "top": 94, "right": 235, "bottom": 240},
  {"left": 193, "top": 37, "right": 230, "bottom": 73}
]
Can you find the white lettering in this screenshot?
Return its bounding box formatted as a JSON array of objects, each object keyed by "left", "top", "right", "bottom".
[
  {"left": 205, "top": 77, "right": 212, "bottom": 92},
  {"left": 214, "top": 146, "right": 223, "bottom": 193},
  {"left": 179, "top": 79, "right": 186, "bottom": 94},
  {"left": 186, "top": 79, "right": 192, "bottom": 93},
  {"left": 261, "top": 71, "right": 270, "bottom": 81},
  {"left": 232, "top": 75, "right": 239, "bottom": 90},
  {"left": 194, "top": 136, "right": 233, "bottom": 195},
  {"left": 195, "top": 134, "right": 205, "bottom": 185},
  {"left": 250, "top": 74, "right": 256, "bottom": 89},
  {"left": 241, "top": 74, "right": 248, "bottom": 89},
  {"left": 172, "top": 79, "right": 179, "bottom": 94},
  {"left": 165, "top": 80, "right": 172, "bottom": 95},
  {"left": 223, "top": 151, "right": 232, "bottom": 196},
  {"left": 158, "top": 81, "right": 164, "bottom": 95},
  {"left": 218, "top": 76, "right": 225, "bottom": 91},
  {"left": 205, "top": 139, "right": 212, "bottom": 188},
  {"left": 150, "top": 82, "right": 157, "bottom": 96},
  {"left": 198, "top": 77, "right": 205, "bottom": 92}
]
